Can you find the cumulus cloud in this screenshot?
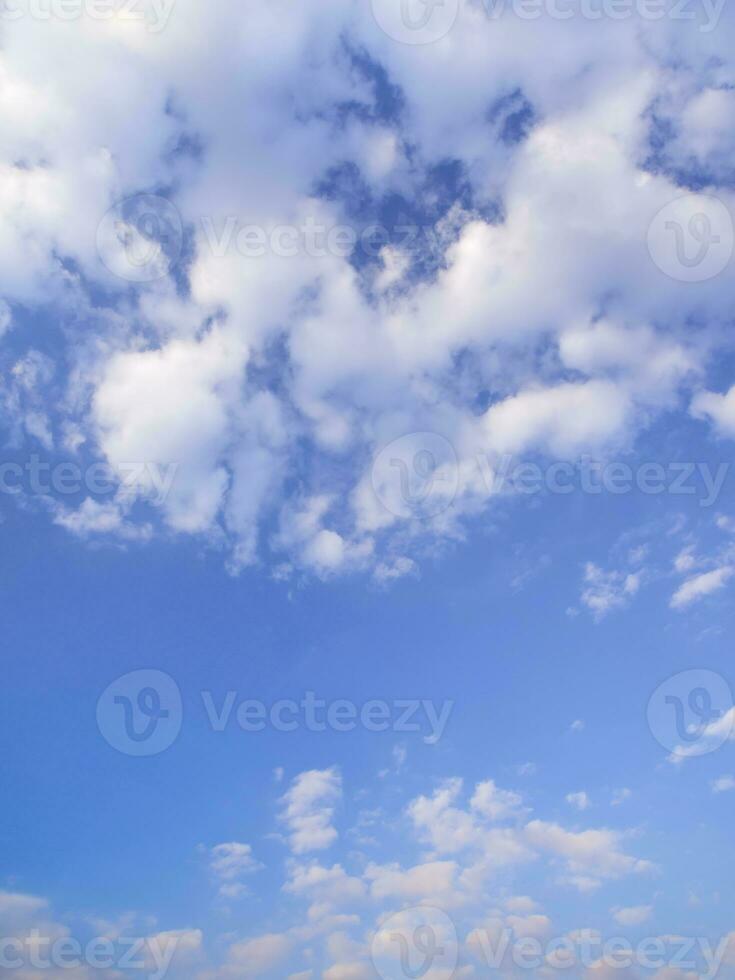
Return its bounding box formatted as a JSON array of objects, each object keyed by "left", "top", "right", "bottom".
[
  {"left": 612, "top": 905, "right": 654, "bottom": 927},
  {"left": 567, "top": 791, "right": 592, "bottom": 811},
  {"left": 217, "top": 932, "right": 293, "bottom": 978},
  {"left": 692, "top": 385, "right": 735, "bottom": 438},
  {"left": 0, "top": 0, "right": 734, "bottom": 578},
  {"left": 0, "top": 769, "right": 718, "bottom": 978},
  {"left": 0, "top": 890, "right": 48, "bottom": 918},
  {"left": 280, "top": 768, "right": 343, "bottom": 855},
  {"left": 524, "top": 821, "right": 655, "bottom": 892},
  {"left": 208, "top": 842, "right": 262, "bottom": 899}
]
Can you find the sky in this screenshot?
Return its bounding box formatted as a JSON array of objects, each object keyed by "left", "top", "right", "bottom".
[{"left": 1, "top": 0, "right": 735, "bottom": 978}]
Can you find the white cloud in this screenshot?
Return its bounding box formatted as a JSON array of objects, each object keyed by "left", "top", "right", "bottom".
[
  {"left": 219, "top": 932, "right": 292, "bottom": 978},
  {"left": 482, "top": 380, "right": 631, "bottom": 458},
  {"left": 280, "top": 768, "right": 342, "bottom": 855},
  {"left": 580, "top": 563, "right": 642, "bottom": 620},
  {"left": 611, "top": 905, "right": 654, "bottom": 927},
  {"left": 284, "top": 862, "right": 365, "bottom": 910},
  {"left": 673, "top": 547, "right": 697, "bottom": 573},
  {"left": 0, "top": 769, "right": 677, "bottom": 979},
  {"left": 669, "top": 707, "right": 735, "bottom": 763},
  {"left": 0, "top": 891, "right": 48, "bottom": 918},
  {"left": 52, "top": 499, "right": 152, "bottom": 541},
  {"left": 505, "top": 896, "right": 540, "bottom": 914},
  {"left": 93, "top": 332, "right": 244, "bottom": 534},
  {"left": 366, "top": 859, "right": 461, "bottom": 905},
  {"left": 670, "top": 566, "right": 734, "bottom": 609},
  {"left": 567, "top": 791, "right": 592, "bottom": 812},
  {"left": 0, "top": 0, "right": 734, "bottom": 578},
  {"left": 692, "top": 386, "right": 735, "bottom": 439},
  {"left": 524, "top": 821, "right": 654, "bottom": 891},
  {"left": 403, "top": 777, "right": 652, "bottom": 898},
  {"left": 208, "top": 842, "right": 262, "bottom": 898},
  {"left": 470, "top": 780, "right": 526, "bottom": 822},
  {"left": 712, "top": 775, "right": 735, "bottom": 794}
]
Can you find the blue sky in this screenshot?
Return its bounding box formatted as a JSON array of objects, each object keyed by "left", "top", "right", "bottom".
[{"left": 1, "top": 1, "right": 735, "bottom": 978}]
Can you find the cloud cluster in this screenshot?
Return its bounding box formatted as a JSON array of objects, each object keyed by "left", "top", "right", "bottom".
[
  {"left": 3, "top": 765, "right": 734, "bottom": 979},
  {"left": 1, "top": 0, "right": 735, "bottom": 579}
]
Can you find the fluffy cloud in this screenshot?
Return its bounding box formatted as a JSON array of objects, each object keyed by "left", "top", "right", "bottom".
[
  {"left": 692, "top": 386, "right": 735, "bottom": 438},
  {"left": 612, "top": 905, "right": 654, "bottom": 927},
  {"left": 1, "top": 0, "right": 734, "bottom": 577},
  {"left": 712, "top": 775, "right": 735, "bottom": 794},
  {"left": 670, "top": 565, "right": 734, "bottom": 608},
  {"left": 208, "top": 842, "right": 262, "bottom": 899},
  {"left": 0, "top": 891, "right": 47, "bottom": 917},
  {"left": 3, "top": 767, "right": 731, "bottom": 979},
  {"left": 669, "top": 706, "right": 735, "bottom": 762},
  {"left": 580, "top": 563, "right": 643, "bottom": 620},
  {"left": 524, "top": 821, "right": 655, "bottom": 891},
  {"left": 280, "top": 768, "right": 343, "bottom": 855},
  {"left": 567, "top": 791, "right": 592, "bottom": 812},
  {"left": 217, "top": 932, "right": 293, "bottom": 978}
]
